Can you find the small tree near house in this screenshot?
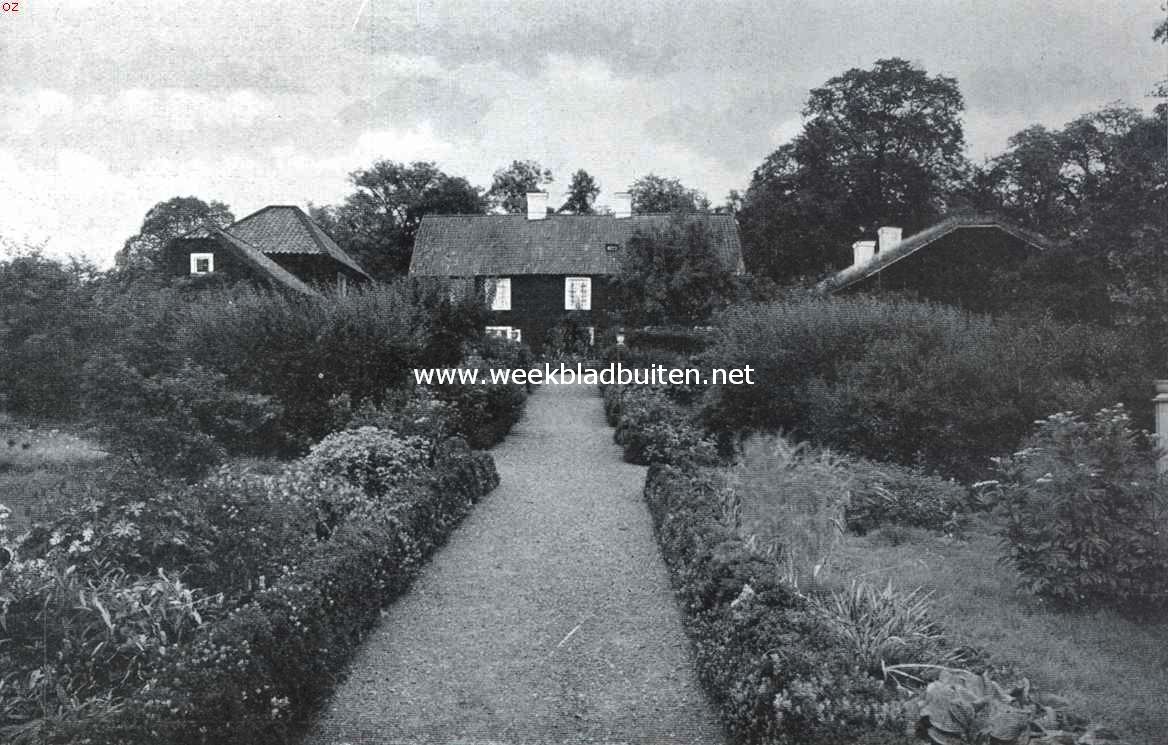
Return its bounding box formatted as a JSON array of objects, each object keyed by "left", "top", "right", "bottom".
[{"left": 613, "top": 214, "right": 736, "bottom": 327}]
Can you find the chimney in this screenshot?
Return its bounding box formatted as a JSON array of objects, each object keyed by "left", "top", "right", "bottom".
[
  {"left": 612, "top": 192, "right": 632, "bottom": 219},
  {"left": 877, "top": 226, "right": 902, "bottom": 254},
  {"left": 852, "top": 240, "right": 876, "bottom": 266},
  {"left": 526, "top": 191, "right": 549, "bottom": 220}
]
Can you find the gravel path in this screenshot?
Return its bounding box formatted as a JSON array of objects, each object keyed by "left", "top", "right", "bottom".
[{"left": 304, "top": 383, "right": 724, "bottom": 745}]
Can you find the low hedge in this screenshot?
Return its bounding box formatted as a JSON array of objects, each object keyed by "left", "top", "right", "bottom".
[
  {"left": 602, "top": 384, "right": 719, "bottom": 466},
  {"left": 645, "top": 463, "right": 914, "bottom": 744},
  {"left": 39, "top": 448, "right": 499, "bottom": 745}
]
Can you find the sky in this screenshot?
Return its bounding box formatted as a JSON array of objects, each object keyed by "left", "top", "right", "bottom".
[{"left": 1, "top": 0, "right": 1164, "bottom": 267}]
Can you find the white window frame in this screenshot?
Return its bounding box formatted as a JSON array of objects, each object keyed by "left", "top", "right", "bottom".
[
  {"left": 508, "top": 328, "right": 522, "bottom": 343},
  {"left": 564, "top": 276, "right": 591, "bottom": 311},
  {"left": 337, "top": 272, "right": 349, "bottom": 296},
  {"left": 489, "top": 277, "right": 511, "bottom": 311},
  {"left": 485, "top": 326, "right": 512, "bottom": 339},
  {"left": 189, "top": 252, "right": 214, "bottom": 275},
  {"left": 585, "top": 326, "right": 595, "bottom": 346}
]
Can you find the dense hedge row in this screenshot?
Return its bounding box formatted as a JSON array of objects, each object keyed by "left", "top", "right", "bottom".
[
  {"left": 2, "top": 430, "right": 499, "bottom": 745},
  {"left": 699, "top": 296, "right": 1151, "bottom": 480}
]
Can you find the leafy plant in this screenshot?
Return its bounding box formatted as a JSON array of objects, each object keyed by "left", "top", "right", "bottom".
[
  {"left": 906, "top": 669, "right": 1085, "bottom": 745},
  {"left": 304, "top": 426, "right": 430, "bottom": 496},
  {"left": 995, "top": 406, "right": 1168, "bottom": 611}
]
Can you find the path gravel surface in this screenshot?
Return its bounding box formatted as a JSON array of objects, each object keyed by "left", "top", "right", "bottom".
[{"left": 304, "top": 383, "right": 724, "bottom": 745}]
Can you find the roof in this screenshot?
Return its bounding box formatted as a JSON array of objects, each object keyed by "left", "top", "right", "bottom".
[
  {"left": 409, "top": 213, "right": 745, "bottom": 276},
  {"left": 207, "top": 228, "right": 321, "bottom": 297},
  {"left": 821, "top": 213, "right": 1050, "bottom": 292},
  {"left": 225, "top": 205, "right": 371, "bottom": 279}
]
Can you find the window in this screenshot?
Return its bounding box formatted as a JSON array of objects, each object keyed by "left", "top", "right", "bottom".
[
  {"left": 585, "top": 326, "right": 595, "bottom": 346},
  {"left": 565, "top": 276, "right": 591, "bottom": 310},
  {"left": 489, "top": 277, "right": 511, "bottom": 311},
  {"left": 486, "top": 326, "right": 522, "bottom": 343},
  {"left": 605, "top": 243, "right": 620, "bottom": 253},
  {"left": 189, "top": 252, "right": 214, "bottom": 275},
  {"left": 337, "top": 272, "right": 349, "bottom": 296}
]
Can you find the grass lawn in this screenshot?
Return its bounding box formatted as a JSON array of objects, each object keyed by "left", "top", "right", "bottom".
[
  {"left": 0, "top": 412, "right": 106, "bottom": 531},
  {"left": 830, "top": 514, "right": 1168, "bottom": 744}
]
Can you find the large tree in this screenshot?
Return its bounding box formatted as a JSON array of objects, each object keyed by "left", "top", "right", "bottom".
[
  {"left": 313, "top": 160, "right": 486, "bottom": 278},
  {"left": 560, "top": 169, "right": 600, "bottom": 214},
  {"left": 487, "top": 160, "right": 554, "bottom": 214},
  {"left": 628, "top": 174, "right": 709, "bottom": 214},
  {"left": 116, "top": 196, "right": 234, "bottom": 281},
  {"left": 739, "top": 58, "right": 967, "bottom": 281}
]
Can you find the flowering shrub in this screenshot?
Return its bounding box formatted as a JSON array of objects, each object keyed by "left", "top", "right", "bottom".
[
  {"left": 845, "top": 460, "right": 969, "bottom": 535},
  {"left": 608, "top": 385, "right": 719, "bottom": 466},
  {"left": 304, "top": 426, "right": 430, "bottom": 496},
  {"left": 995, "top": 406, "right": 1168, "bottom": 611},
  {"left": 433, "top": 380, "right": 527, "bottom": 449}
]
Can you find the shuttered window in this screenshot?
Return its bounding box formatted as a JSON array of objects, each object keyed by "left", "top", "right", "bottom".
[{"left": 565, "top": 276, "right": 591, "bottom": 310}]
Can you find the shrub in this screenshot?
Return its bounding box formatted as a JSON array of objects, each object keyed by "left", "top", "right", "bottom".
[
  {"left": 846, "top": 460, "right": 969, "bottom": 535},
  {"left": 995, "top": 406, "right": 1168, "bottom": 611},
  {"left": 82, "top": 355, "right": 280, "bottom": 479},
  {"left": 433, "top": 381, "right": 527, "bottom": 449},
  {"left": 304, "top": 426, "right": 430, "bottom": 496},
  {"left": 609, "top": 385, "right": 719, "bottom": 466},
  {"left": 701, "top": 297, "right": 1151, "bottom": 479}
]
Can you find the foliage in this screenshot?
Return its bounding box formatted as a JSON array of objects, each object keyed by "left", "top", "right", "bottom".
[
  {"left": 432, "top": 380, "right": 528, "bottom": 449},
  {"left": 606, "top": 385, "right": 719, "bottom": 467},
  {"left": 0, "top": 247, "right": 103, "bottom": 417},
  {"left": 114, "top": 196, "right": 234, "bottom": 284},
  {"left": 487, "top": 159, "right": 554, "bottom": 214},
  {"left": 846, "top": 460, "right": 969, "bottom": 535},
  {"left": 628, "top": 173, "right": 710, "bottom": 214},
  {"left": 560, "top": 169, "right": 601, "bottom": 214},
  {"left": 739, "top": 58, "right": 967, "bottom": 282},
  {"left": 613, "top": 214, "right": 737, "bottom": 326},
  {"left": 701, "top": 296, "right": 1151, "bottom": 480},
  {"left": 729, "top": 435, "right": 852, "bottom": 589},
  {"left": 994, "top": 406, "right": 1168, "bottom": 611},
  {"left": 310, "top": 160, "right": 486, "bottom": 278},
  {"left": 811, "top": 581, "right": 959, "bottom": 679},
  {"left": 82, "top": 355, "right": 281, "bottom": 479},
  {"left": 304, "top": 426, "right": 430, "bottom": 496},
  {"left": 906, "top": 669, "right": 1087, "bottom": 745}
]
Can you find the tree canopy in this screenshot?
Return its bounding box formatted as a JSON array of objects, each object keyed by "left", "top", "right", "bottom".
[
  {"left": 116, "top": 196, "right": 234, "bottom": 282},
  {"left": 628, "top": 174, "right": 710, "bottom": 214},
  {"left": 612, "top": 215, "right": 736, "bottom": 327},
  {"left": 739, "top": 58, "right": 967, "bottom": 281},
  {"left": 487, "top": 160, "right": 554, "bottom": 214},
  {"left": 312, "top": 160, "right": 486, "bottom": 279},
  {"left": 560, "top": 169, "right": 601, "bottom": 214}
]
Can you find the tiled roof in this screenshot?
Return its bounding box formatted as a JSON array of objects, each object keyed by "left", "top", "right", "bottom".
[
  {"left": 821, "top": 213, "right": 1050, "bottom": 292},
  {"left": 209, "top": 228, "right": 320, "bottom": 297},
  {"left": 226, "top": 206, "right": 370, "bottom": 279},
  {"left": 409, "top": 213, "right": 745, "bottom": 276}
]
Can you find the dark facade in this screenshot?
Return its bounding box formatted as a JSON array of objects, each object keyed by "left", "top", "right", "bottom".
[{"left": 482, "top": 274, "right": 616, "bottom": 350}]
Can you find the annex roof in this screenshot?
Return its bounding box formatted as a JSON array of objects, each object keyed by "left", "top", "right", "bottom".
[
  {"left": 822, "top": 213, "right": 1050, "bottom": 292},
  {"left": 409, "top": 212, "right": 745, "bottom": 277},
  {"left": 226, "top": 205, "right": 370, "bottom": 279}
]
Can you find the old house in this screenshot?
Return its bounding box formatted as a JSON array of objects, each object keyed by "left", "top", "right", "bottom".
[
  {"left": 819, "top": 213, "right": 1048, "bottom": 310},
  {"left": 166, "top": 205, "right": 371, "bottom": 295},
  {"left": 408, "top": 192, "right": 745, "bottom": 351}
]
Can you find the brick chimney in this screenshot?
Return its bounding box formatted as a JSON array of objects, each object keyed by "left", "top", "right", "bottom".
[
  {"left": 526, "top": 192, "right": 549, "bottom": 220},
  {"left": 612, "top": 192, "right": 632, "bottom": 219},
  {"left": 877, "top": 226, "right": 902, "bottom": 254},
  {"left": 852, "top": 240, "right": 876, "bottom": 266}
]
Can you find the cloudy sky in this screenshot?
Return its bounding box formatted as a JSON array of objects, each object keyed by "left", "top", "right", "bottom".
[{"left": 1, "top": 0, "right": 1163, "bottom": 266}]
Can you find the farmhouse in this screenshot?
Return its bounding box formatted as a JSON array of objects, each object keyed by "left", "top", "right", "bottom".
[
  {"left": 165, "top": 205, "right": 371, "bottom": 295},
  {"left": 819, "top": 213, "right": 1048, "bottom": 309},
  {"left": 409, "top": 192, "right": 745, "bottom": 351}
]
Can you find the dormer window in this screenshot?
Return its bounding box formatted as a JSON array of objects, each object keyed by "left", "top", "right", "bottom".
[{"left": 190, "top": 253, "right": 214, "bottom": 275}]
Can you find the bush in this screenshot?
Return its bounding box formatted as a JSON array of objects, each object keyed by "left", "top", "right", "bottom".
[
  {"left": 845, "top": 460, "right": 969, "bottom": 535},
  {"left": 433, "top": 381, "right": 527, "bottom": 449},
  {"left": 607, "top": 385, "right": 719, "bottom": 466},
  {"left": 304, "top": 426, "right": 430, "bottom": 496},
  {"left": 995, "top": 406, "right": 1168, "bottom": 611},
  {"left": 81, "top": 355, "right": 281, "bottom": 479},
  {"left": 701, "top": 296, "right": 1151, "bottom": 479}
]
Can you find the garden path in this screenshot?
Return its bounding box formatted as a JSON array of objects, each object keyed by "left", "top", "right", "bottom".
[{"left": 304, "top": 382, "right": 724, "bottom": 745}]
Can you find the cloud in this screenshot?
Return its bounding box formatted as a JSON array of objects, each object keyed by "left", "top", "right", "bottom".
[{"left": 337, "top": 77, "right": 491, "bottom": 138}]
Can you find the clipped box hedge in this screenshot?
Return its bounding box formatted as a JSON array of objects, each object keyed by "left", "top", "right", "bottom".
[{"left": 52, "top": 449, "right": 498, "bottom": 745}]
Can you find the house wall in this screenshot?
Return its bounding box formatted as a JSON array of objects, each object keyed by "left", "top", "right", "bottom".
[
  {"left": 162, "top": 237, "right": 265, "bottom": 284},
  {"left": 483, "top": 274, "right": 615, "bottom": 352},
  {"left": 842, "top": 230, "right": 1036, "bottom": 313},
  {"left": 268, "top": 254, "right": 367, "bottom": 288}
]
